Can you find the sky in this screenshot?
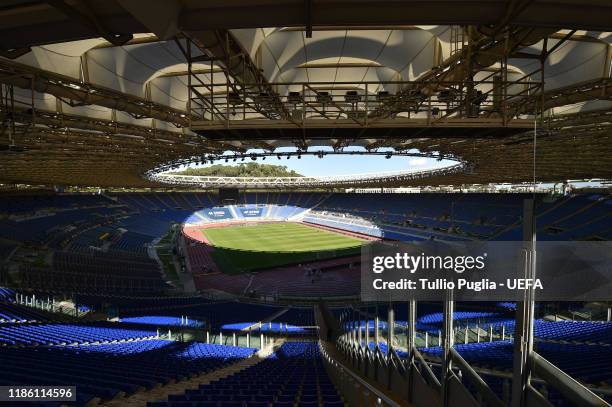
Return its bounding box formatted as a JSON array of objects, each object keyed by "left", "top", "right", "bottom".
[{"left": 177, "top": 146, "right": 457, "bottom": 177}]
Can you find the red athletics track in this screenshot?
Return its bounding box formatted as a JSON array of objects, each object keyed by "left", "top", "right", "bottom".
[{"left": 181, "top": 220, "right": 374, "bottom": 298}]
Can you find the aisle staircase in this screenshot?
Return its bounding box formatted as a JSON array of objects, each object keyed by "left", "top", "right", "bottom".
[{"left": 101, "top": 343, "right": 278, "bottom": 407}]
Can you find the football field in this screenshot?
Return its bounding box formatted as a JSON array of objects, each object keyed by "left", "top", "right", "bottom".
[{"left": 201, "top": 222, "right": 364, "bottom": 274}]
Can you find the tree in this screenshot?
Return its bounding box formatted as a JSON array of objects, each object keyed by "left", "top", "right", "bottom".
[{"left": 173, "top": 162, "right": 303, "bottom": 177}]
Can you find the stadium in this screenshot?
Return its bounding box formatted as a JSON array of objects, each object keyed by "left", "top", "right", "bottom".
[{"left": 0, "top": 1, "right": 611, "bottom": 407}]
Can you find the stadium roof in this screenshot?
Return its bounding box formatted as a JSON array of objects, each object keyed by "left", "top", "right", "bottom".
[{"left": 0, "top": 1, "right": 611, "bottom": 187}]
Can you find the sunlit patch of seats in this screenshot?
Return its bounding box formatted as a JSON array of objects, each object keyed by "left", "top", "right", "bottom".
[
  {"left": 119, "top": 316, "right": 205, "bottom": 328},
  {"left": 0, "top": 302, "right": 50, "bottom": 323},
  {"left": 149, "top": 342, "right": 344, "bottom": 407},
  {"left": 122, "top": 301, "right": 282, "bottom": 331},
  {"left": 0, "top": 287, "right": 15, "bottom": 302},
  {"left": 0, "top": 322, "right": 158, "bottom": 346},
  {"left": 489, "top": 320, "right": 612, "bottom": 344},
  {"left": 220, "top": 307, "right": 317, "bottom": 335},
  {"left": 0, "top": 340, "right": 255, "bottom": 405}
]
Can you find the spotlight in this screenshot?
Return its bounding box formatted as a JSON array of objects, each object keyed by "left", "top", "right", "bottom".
[
  {"left": 277, "top": 154, "right": 281, "bottom": 160},
  {"left": 241, "top": 157, "right": 245, "bottom": 161},
  {"left": 376, "top": 91, "right": 391, "bottom": 102},
  {"left": 262, "top": 156, "right": 266, "bottom": 160},
  {"left": 287, "top": 155, "right": 290, "bottom": 159},
  {"left": 297, "top": 154, "right": 301, "bottom": 159},
  {"left": 225, "top": 158, "right": 228, "bottom": 162},
  {"left": 344, "top": 90, "right": 361, "bottom": 104},
  {"left": 288, "top": 91, "right": 303, "bottom": 105},
  {"left": 251, "top": 154, "right": 257, "bottom": 161},
  {"left": 316, "top": 91, "right": 332, "bottom": 106},
  {"left": 385, "top": 153, "right": 392, "bottom": 159}
]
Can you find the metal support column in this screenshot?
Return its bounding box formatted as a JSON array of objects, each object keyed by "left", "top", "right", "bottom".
[
  {"left": 512, "top": 199, "right": 537, "bottom": 407},
  {"left": 357, "top": 316, "right": 363, "bottom": 347},
  {"left": 374, "top": 315, "right": 380, "bottom": 348},
  {"left": 387, "top": 305, "right": 395, "bottom": 351},
  {"left": 407, "top": 300, "right": 416, "bottom": 402},
  {"left": 442, "top": 291, "right": 455, "bottom": 407}
]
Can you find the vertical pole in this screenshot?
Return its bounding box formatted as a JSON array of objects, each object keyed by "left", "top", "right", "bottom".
[
  {"left": 442, "top": 290, "right": 455, "bottom": 407},
  {"left": 186, "top": 38, "right": 192, "bottom": 120},
  {"left": 357, "top": 316, "right": 362, "bottom": 347},
  {"left": 374, "top": 315, "right": 380, "bottom": 348},
  {"left": 232, "top": 332, "right": 237, "bottom": 347},
  {"left": 365, "top": 319, "right": 370, "bottom": 349},
  {"left": 407, "top": 300, "right": 416, "bottom": 354},
  {"left": 512, "top": 199, "right": 537, "bottom": 407},
  {"left": 407, "top": 300, "right": 416, "bottom": 402},
  {"left": 246, "top": 332, "right": 250, "bottom": 348},
  {"left": 365, "top": 83, "right": 369, "bottom": 126},
  {"left": 387, "top": 305, "right": 394, "bottom": 351}
]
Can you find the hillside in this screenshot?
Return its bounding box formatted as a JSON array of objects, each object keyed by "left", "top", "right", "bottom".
[{"left": 174, "top": 162, "right": 303, "bottom": 177}]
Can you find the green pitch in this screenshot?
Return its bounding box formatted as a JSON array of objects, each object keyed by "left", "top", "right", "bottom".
[{"left": 202, "top": 222, "right": 363, "bottom": 274}]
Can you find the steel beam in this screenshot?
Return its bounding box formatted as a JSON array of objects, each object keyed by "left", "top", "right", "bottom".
[
  {"left": 182, "top": 31, "right": 291, "bottom": 121},
  {"left": 441, "top": 289, "right": 455, "bottom": 407},
  {"left": 511, "top": 199, "right": 537, "bottom": 407},
  {"left": 0, "top": 59, "right": 190, "bottom": 127},
  {"left": 2, "top": 1, "right": 612, "bottom": 52}
]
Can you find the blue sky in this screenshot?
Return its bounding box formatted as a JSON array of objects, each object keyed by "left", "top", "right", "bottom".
[{"left": 179, "top": 146, "right": 456, "bottom": 176}]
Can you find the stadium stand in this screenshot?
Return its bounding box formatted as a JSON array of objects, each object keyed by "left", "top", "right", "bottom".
[
  {"left": 0, "top": 340, "right": 256, "bottom": 405},
  {"left": 0, "top": 302, "right": 51, "bottom": 323},
  {"left": 149, "top": 342, "right": 344, "bottom": 407},
  {"left": 0, "top": 322, "right": 158, "bottom": 346},
  {"left": 1, "top": 3, "right": 612, "bottom": 406}
]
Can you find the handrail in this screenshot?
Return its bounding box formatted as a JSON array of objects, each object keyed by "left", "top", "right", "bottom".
[
  {"left": 416, "top": 353, "right": 612, "bottom": 400},
  {"left": 532, "top": 351, "right": 610, "bottom": 407},
  {"left": 319, "top": 340, "right": 402, "bottom": 407},
  {"left": 389, "top": 347, "right": 407, "bottom": 373},
  {"left": 414, "top": 347, "right": 442, "bottom": 390},
  {"left": 451, "top": 348, "right": 506, "bottom": 407}
]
